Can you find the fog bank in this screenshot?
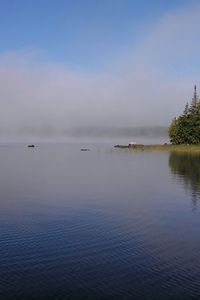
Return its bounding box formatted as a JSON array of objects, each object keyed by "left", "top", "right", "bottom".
[{"left": 0, "top": 3, "right": 200, "bottom": 137}]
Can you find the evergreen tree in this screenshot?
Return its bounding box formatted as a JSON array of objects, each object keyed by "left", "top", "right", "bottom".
[
  {"left": 189, "top": 85, "right": 198, "bottom": 114},
  {"left": 183, "top": 102, "right": 189, "bottom": 115},
  {"left": 169, "top": 86, "right": 200, "bottom": 144}
]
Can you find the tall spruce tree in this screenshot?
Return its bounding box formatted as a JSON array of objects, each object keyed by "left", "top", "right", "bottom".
[{"left": 189, "top": 85, "right": 198, "bottom": 114}]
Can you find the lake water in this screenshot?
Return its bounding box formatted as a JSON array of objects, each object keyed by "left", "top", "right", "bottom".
[{"left": 0, "top": 142, "right": 200, "bottom": 299}]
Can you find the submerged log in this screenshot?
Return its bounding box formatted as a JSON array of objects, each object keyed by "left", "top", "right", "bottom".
[
  {"left": 114, "top": 145, "right": 129, "bottom": 148},
  {"left": 114, "top": 144, "right": 144, "bottom": 149}
]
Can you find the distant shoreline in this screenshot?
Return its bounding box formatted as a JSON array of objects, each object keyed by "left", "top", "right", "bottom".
[{"left": 114, "top": 144, "right": 200, "bottom": 153}]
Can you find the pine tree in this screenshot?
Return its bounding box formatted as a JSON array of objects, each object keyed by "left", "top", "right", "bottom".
[
  {"left": 189, "top": 85, "right": 198, "bottom": 114},
  {"left": 183, "top": 102, "right": 189, "bottom": 115}
]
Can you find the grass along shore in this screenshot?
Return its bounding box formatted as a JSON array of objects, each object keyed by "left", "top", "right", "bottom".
[{"left": 114, "top": 144, "right": 200, "bottom": 153}]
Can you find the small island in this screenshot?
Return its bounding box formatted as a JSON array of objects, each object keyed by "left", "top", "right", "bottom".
[{"left": 115, "top": 86, "right": 200, "bottom": 153}]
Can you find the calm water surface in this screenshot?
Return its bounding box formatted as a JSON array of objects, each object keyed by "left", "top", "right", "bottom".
[{"left": 0, "top": 143, "right": 200, "bottom": 299}]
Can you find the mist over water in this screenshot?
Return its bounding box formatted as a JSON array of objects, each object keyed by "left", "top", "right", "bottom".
[
  {"left": 0, "top": 126, "right": 168, "bottom": 145},
  {"left": 1, "top": 2, "right": 200, "bottom": 136},
  {"left": 1, "top": 2, "right": 200, "bottom": 299}
]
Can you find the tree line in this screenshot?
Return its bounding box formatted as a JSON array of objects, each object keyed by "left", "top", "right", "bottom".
[{"left": 169, "top": 86, "right": 200, "bottom": 144}]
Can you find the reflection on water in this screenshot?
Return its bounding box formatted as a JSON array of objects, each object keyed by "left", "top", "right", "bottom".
[
  {"left": 169, "top": 152, "right": 200, "bottom": 210},
  {"left": 1, "top": 144, "right": 200, "bottom": 299}
]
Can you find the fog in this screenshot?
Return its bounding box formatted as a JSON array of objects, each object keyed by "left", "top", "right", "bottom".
[{"left": 0, "top": 3, "right": 200, "bottom": 139}]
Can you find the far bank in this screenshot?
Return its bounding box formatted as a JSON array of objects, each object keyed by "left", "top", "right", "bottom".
[{"left": 114, "top": 144, "right": 200, "bottom": 153}]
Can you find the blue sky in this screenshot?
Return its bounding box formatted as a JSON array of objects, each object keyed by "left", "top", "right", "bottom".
[
  {"left": 0, "top": 0, "right": 200, "bottom": 133},
  {"left": 0, "top": 0, "right": 197, "bottom": 69}
]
